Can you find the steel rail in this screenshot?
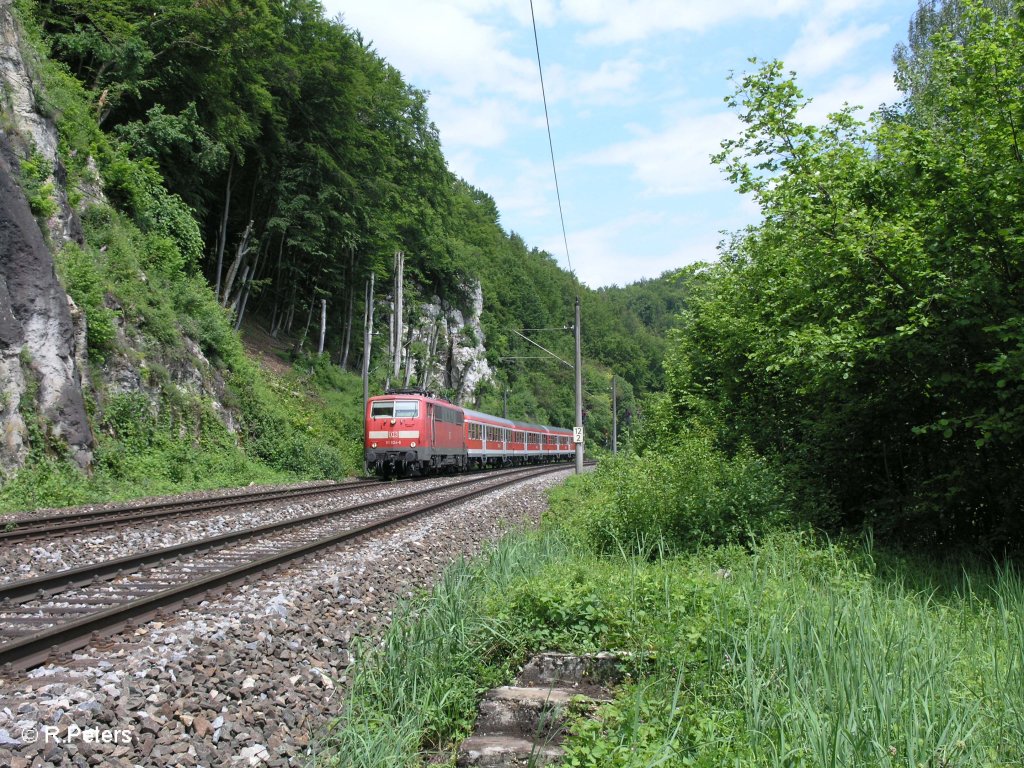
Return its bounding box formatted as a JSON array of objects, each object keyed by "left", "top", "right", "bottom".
[
  {"left": 0, "top": 463, "right": 572, "bottom": 671},
  {"left": 0, "top": 480, "right": 381, "bottom": 544},
  {"left": 0, "top": 465, "right": 553, "bottom": 604}
]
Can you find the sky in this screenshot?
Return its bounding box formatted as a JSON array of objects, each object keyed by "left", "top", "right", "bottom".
[{"left": 320, "top": 0, "right": 922, "bottom": 289}]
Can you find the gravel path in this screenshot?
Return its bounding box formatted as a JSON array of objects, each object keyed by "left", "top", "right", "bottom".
[{"left": 0, "top": 469, "right": 571, "bottom": 767}]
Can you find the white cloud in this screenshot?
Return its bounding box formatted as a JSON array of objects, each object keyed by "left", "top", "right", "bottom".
[
  {"left": 801, "top": 69, "right": 900, "bottom": 124},
  {"left": 473, "top": 158, "right": 558, "bottom": 225},
  {"left": 578, "top": 111, "right": 740, "bottom": 197},
  {"left": 539, "top": 212, "right": 664, "bottom": 287},
  {"left": 430, "top": 96, "right": 528, "bottom": 149},
  {"left": 540, "top": 212, "right": 722, "bottom": 287},
  {"left": 785, "top": 19, "right": 890, "bottom": 77},
  {"left": 327, "top": 1, "right": 536, "bottom": 101},
  {"left": 573, "top": 57, "right": 645, "bottom": 104},
  {"left": 559, "top": 0, "right": 807, "bottom": 44}
]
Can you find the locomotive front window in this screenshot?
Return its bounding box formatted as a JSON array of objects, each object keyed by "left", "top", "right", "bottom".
[
  {"left": 371, "top": 400, "right": 419, "bottom": 418},
  {"left": 370, "top": 402, "right": 393, "bottom": 418},
  {"left": 394, "top": 400, "right": 420, "bottom": 418}
]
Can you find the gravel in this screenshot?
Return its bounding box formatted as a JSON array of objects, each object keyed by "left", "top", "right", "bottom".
[
  {"left": 0, "top": 475, "right": 511, "bottom": 585},
  {"left": 0, "top": 468, "right": 573, "bottom": 767}
]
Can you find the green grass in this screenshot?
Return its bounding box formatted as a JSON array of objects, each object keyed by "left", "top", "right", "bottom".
[
  {"left": 316, "top": 460, "right": 1024, "bottom": 767},
  {"left": 314, "top": 534, "right": 572, "bottom": 767}
]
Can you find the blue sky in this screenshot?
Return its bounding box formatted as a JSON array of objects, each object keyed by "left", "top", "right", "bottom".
[{"left": 321, "top": 1, "right": 921, "bottom": 288}]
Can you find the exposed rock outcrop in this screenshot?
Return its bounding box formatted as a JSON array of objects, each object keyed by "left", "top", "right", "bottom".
[
  {"left": 399, "top": 282, "right": 493, "bottom": 405},
  {"left": 0, "top": 0, "right": 93, "bottom": 473},
  {"left": 0, "top": 0, "right": 85, "bottom": 246},
  {"left": 0, "top": 137, "right": 93, "bottom": 471}
]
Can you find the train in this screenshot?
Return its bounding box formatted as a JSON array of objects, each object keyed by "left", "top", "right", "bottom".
[{"left": 364, "top": 388, "right": 575, "bottom": 478}]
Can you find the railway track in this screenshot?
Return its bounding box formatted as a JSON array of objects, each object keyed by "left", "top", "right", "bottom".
[
  {"left": 0, "top": 479, "right": 379, "bottom": 544},
  {"left": 0, "top": 463, "right": 572, "bottom": 671}
]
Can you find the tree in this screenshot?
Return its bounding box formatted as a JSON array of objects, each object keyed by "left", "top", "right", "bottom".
[{"left": 671, "top": 5, "right": 1024, "bottom": 551}]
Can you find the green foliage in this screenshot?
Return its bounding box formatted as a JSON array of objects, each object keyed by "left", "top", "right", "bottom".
[
  {"left": 55, "top": 243, "right": 118, "bottom": 355},
  {"left": 547, "top": 440, "right": 795, "bottom": 554},
  {"left": 665, "top": 5, "right": 1024, "bottom": 552},
  {"left": 18, "top": 150, "right": 58, "bottom": 221},
  {"left": 115, "top": 102, "right": 229, "bottom": 210},
  {"left": 226, "top": 358, "right": 352, "bottom": 480},
  {"left": 102, "top": 151, "right": 203, "bottom": 271}
]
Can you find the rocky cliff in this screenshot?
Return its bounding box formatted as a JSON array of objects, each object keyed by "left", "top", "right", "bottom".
[
  {"left": 394, "top": 282, "right": 494, "bottom": 406},
  {"left": 0, "top": 0, "right": 92, "bottom": 473}
]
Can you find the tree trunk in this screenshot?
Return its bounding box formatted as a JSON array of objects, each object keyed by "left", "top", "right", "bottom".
[
  {"left": 362, "top": 273, "right": 375, "bottom": 417},
  {"left": 233, "top": 234, "right": 264, "bottom": 330},
  {"left": 317, "top": 298, "right": 327, "bottom": 356},
  {"left": 294, "top": 287, "right": 317, "bottom": 355},
  {"left": 612, "top": 375, "right": 618, "bottom": 454},
  {"left": 228, "top": 265, "right": 249, "bottom": 315},
  {"left": 403, "top": 346, "right": 414, "bottom": 388},
  {"left": 221, "top": 219, "right": 254, "bottom": 308},
  {"left": 285, "top": 282, "right": 297, "bottom": 334},
  {"left": 392, "top": 251, "right": 404, "bottom": 382},
  {"left": 340, "top": 258, "right": 355, "bottom": 370},
  {"left": 214, "top": 156, "right": 234, "bottom": 302},
  {"left": 268, "top": 233, "right": 287, "bottom": 336},
  {"left": 386, "top": 304, "right": 394, "bottom": 374},
  {"left": 421, "top": 317, "right": 440, "bottom": 389}
]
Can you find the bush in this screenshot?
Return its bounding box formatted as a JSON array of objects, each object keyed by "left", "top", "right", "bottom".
[
  {"left": 549, "top": 435, "right": 795, "bottom": 554},
  {"left": 18, "top": 150, "right": 58, "bottom": 222},
  {"left": 55, "top": 243, "right": 118, "bottom": 355}
]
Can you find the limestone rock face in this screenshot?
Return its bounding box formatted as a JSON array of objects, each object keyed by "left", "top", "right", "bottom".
[
  {"left": 0, "top": 139, "right": 93, "bottom": 471},
  {"left": 0, "top": 0, "right": 86, "bottom": 245},
  {"left": 399, "top": 282, "right": 494, "bottom": 405}
]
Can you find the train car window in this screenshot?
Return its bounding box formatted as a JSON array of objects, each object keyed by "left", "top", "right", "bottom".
[
  {"left": 394, "top": 400, "right": 419, "bottom": 418},
  {"left": 371, "top": 402, "right": 393, "bottom": 418}
]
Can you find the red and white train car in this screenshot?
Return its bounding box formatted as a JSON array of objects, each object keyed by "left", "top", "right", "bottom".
[{"left": 365, "top": 390, "right": 573, "bottom": 478}]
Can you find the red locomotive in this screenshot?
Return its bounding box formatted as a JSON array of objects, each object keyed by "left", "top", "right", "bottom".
[{"left": 364, "top": 389, "right": 574, "bottom": 478}]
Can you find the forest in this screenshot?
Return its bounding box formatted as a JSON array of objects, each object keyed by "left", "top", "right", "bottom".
[
  {"left": 1, "top": 0, "right": 682, "bottom": 510},
  {"left": 19, "top": 0, "right": 674, "bottom": 412}
]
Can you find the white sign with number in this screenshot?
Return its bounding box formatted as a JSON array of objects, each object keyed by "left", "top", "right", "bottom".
[{"left": 573, "top": 427, "right": 584, "bottom": 444}]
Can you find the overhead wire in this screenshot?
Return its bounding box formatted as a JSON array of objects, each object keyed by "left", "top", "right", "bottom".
[{"left": 528, "top": 0, "right": 578, "bottom": 298}]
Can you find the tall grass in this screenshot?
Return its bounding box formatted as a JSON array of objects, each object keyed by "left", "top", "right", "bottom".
[
  {"left": 315, "top": 534, "right": 571, "bottom": 767},
  {"left": 318, "top": 466, "right": 1024, "bottom": 767},
  {"left": 709, "top": 544, "right": 998, "bottom": 766},
  {"left": 556, "top": 533, "right": 1024, "bottom": 767}
]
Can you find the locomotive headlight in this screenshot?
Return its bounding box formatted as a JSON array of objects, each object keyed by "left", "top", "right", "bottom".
[
  {"left": 390, "top": 418, "right": 396, "bottom": 425},
  {"left": 371, "top": 442, "right": 378, "bottom": 448},
  {"left": 410, "top": 441, "right": 417, "bottom": 448}
]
